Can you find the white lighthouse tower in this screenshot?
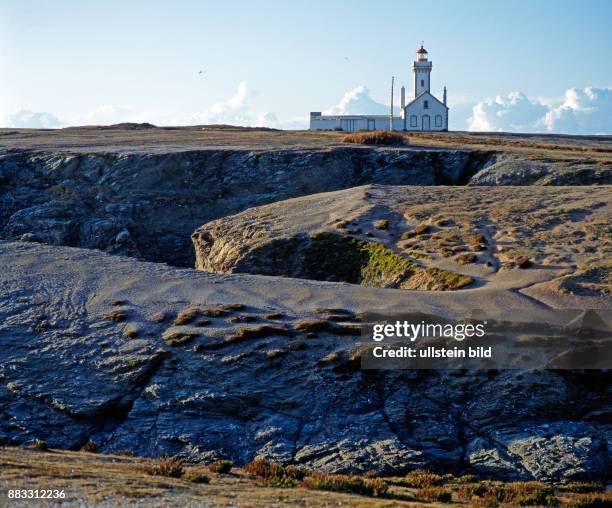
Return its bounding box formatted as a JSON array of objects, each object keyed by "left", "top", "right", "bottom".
[
  {"left": 309, "top": 43, "right": 448, "bottom": 132},
  {"left": 413, "top": 44, "right": 432, "bottom": 97}
]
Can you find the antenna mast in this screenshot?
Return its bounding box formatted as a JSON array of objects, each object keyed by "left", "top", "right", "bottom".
[{"left": 389, "top": 76, "right": 394, "bottom": 131}]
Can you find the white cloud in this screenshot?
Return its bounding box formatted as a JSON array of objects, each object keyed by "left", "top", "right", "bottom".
[
  {"left": 3, "top": 109, "right": 63, "bottom": 128},
  {"left": 545, "top": 87, "right": 612, "bottom": 134},
  {"left": 75, "top": 104, "right": 154, "bottom": 126},
  {"left": 468, "top": 87, "right": 612, "bottom": 134},
  {"left": 325, "top": 85, "right": 390, "bottom": 116},
  {"left": 177, "top": 81, "right": 261, "bottom": 126},
  {"left": 468, "top": 91, "right": 548, "bottom": 132}
]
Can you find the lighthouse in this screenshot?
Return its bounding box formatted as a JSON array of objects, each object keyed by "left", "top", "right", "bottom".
[
  {"left": 309, "top": 43, "right": 449, "bottom": 132},
  {"left": 414, "top": 45, "right": 432, "bottom": 97}
]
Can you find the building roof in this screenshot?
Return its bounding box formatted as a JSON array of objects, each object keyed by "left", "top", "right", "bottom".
[
  {"left": 416, "top": 46, "right": 428, "bottom": 54},
  {"left": 403, "top": 91, "right": 448, "bottom": 111}
]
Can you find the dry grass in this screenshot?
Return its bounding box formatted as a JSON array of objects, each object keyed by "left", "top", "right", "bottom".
[
  {"left": 208, "top": 459, "right": 234, "bottom": 474},
  {"left": 0, "top": 447, "right": 606, "bottom": 507},
  {"left": 101, "top": 309, "right": 128, "bottom": 322},
  {"left": 2, "top": 127, "right": 610, "bottom": 170},
  {"left": 162, "top": 330, "right": 199, "bottom": 346},
  {"left": 142, "top": 457, "right": 185, "bottom": 478},
  {"left": 342, "top": 131, "right": 408, "bottom": 146}
]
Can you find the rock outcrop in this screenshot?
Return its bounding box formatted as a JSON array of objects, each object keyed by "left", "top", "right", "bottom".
[
  {"left": 192, "top": 185, "right": 611, "bottom": 298},
  {"left": 1, "top": 148, "right": 609, "bottom": 267},
  {"left": 0, "top": 241, "right": 609, "bottom": 482}
]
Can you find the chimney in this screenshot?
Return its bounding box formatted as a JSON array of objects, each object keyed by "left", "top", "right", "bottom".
[
  {"left": 443, "top": 86, "right": 447, "bottom": 106},
  {"left": 401, "top": 86, "right": 405, "bottom": 108}
]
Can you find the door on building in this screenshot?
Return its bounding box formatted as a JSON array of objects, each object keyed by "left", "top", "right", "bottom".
[
  {"left": 422, "top": 115, "right": 430, "bottom": 131},
  {"left": 367, "top": 119, "right": 375, "bottom": 131}
]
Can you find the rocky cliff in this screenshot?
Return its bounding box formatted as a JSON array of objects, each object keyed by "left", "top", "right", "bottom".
[
  {"left": 0, "top": 241, "right": 609, "bottom": 482},
  {"left": 1, "top": 147, "right": 609, "bottom": 267}
]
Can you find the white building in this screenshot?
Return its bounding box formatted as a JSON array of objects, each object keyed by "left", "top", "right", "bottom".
[{"left": 310, "top": 45, "right": 448, "bottom": 132}]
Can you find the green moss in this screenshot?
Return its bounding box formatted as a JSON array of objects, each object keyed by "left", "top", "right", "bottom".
[
  {"left": 303, "top": 232, "right": 417, "bottom": 288},
  {"left": 425, "top": 267, "right": 473, "bottom": 290}
]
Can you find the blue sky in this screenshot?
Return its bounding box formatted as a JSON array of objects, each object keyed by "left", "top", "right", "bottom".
[{"left": 1, "top": 0, "right": 611, "bottom": 132}]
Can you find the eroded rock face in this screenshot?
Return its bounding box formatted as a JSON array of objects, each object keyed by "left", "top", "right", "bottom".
[
  {"left": 0, "top": 241, "right": 609, "bottom": 482},
  {"left": 1, "top": 148, "right": 608, "bottom": 267}
]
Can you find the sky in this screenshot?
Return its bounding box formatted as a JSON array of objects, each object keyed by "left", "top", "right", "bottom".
[{"left": 1, "top": 0, "right": 611, "bottom": 133}]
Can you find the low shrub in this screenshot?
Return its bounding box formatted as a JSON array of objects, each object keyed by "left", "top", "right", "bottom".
[
  {"left": 209, "top": 459, "right": 233, "bottom": 474},
  {"left": 81, "top": 440, "right": 99, "bottom": 453},
  {"left": 303, "top": 472, "right": 388, "bottom": 497},
  {"left": 184, "top": 470, "right": 210, "bottom": 484},
  {"left": 342, "top": 131, "right": 407, "bottom": 146},
  {"left": 560, "top": 483, "right": 605, "bottom": 494},
  {"left": 143, "top": 456, "right": 185, "bottom": 478},
  {"left": 456, "top": 252, "right": 477, "bottom": 265},
  {"left": 400, "top": 469, "right": 444, "bottom": 488},
  {"left": 163, "top": 331, "right": 199, "bottom": 347},
  {"left": 401, "top": 224, "right": 431, "bottom": 239},
  {"left": 33, "top": 439, "right": 49, "bottom": 451},
  {"left": 243, "top": 459, "right": 307, "bottom": 487},
  {"left": 418, "top": 487, "right": 452, "bottom": 503},
  {"left": 457, "top": 481, "right": 558, "bottom": 506},
  {"left": 566, "top": 494, "right": 612, "bottom": 508}
]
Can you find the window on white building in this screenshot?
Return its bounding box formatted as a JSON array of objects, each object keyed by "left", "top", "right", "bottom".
[
  {"left": 410, "top": 115, "right": 417, "bottom": 127},
  {"left": 435, "top": 115, "right": 442, "bottom": 127},
  {"left": 424, "top": 100, "right": 429, "bottom": 109}
]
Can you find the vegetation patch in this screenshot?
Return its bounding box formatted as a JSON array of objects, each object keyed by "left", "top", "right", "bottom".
[
  {"left": 32, "top": 439, "right": 49, "bottom": 451},
  {"left": 401, "top": 224, "right": 431, "bottom": 239},
  {"left": 418, "top": 487, "right": 452, "bottom": 502},
  {"left": 208, "top": 459, "right": 234, "bottom": 474},
  {"left": 102, "top": 309, "right": 128, "bottom": 322},
  {"left": 243, "top": 459, "right": 307, "bottom": 487},
  {"left": 456, "top": 480, "right": 559, "bottom": 506},
  {"left": 80, "top": 440, "right": 99, "bottom": 453},
  {"left": 229, "top": 325, "right": 293, "bottom": 340},
  {"left": 184, "top": 470, "right": 210, "bottom": 484},
  {"left": 456, "top": 252, "right": 477, "bottom": 265},
  {"left": 303, "top": 232, "right": 417, "bottom": 288},
  {"left": 373, "top": 219, "right": 390, "bottom": 230},
  {"left": 303, "top": 472, "right": 389, "bottom": 497},
  {"left": 342, "top": 131, "right": 407, "bottom": 146},
  {"left": 163, "top": 330, "right": 199, "bottom": 347},
  {"left": 142, "top": 457, "right": 185, "bottom": 478}
]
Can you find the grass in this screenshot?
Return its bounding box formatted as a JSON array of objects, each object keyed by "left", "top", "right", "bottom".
[
  {"left": 225, "top": 325, "right": 294, "bottom": 344},
  {"left": 456, "top": 252, "right": 477, "bottom": 265},
  {"left": 102, "top": 309, "right": 128, "bottom": 322},
  {"left": 303, "top": 473, "right": 389, "bottom": 497},
  {"left": 456, "top": 480, "right": 560, "bottom": 506},
  {"left": 418, "top": 487, "right": 452, "bottom": 502},
  {"left": 32, "top": 439, "right": 49, "bottom": 451},
  {"left": 80, "top": 440, "right": 99, "bottom": 453},
  {"left": 209, "top": 459, "right": 234, "bottom": 474},
  {"left": 184, "top": 470, "right": 210, "bottom": 484},
  {"left": 401, "top": 224, "right": 431, "bottom": 239},
  {"left": 2, "top": 447, "right": 609, "bottom": 507},
  {"left": 142, "top": 457, "right": 185, "bottom": 478},
  {"left": 162, "top": 330, "right": 199, "bottom": 346},
  {"left": 342, "top": 131, "right": 408, "bottom": 146}
]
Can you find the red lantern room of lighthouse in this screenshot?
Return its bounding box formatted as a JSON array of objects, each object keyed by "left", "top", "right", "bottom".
[{"left": 416, "top": 45, "right": 428, "bottom": 61}]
